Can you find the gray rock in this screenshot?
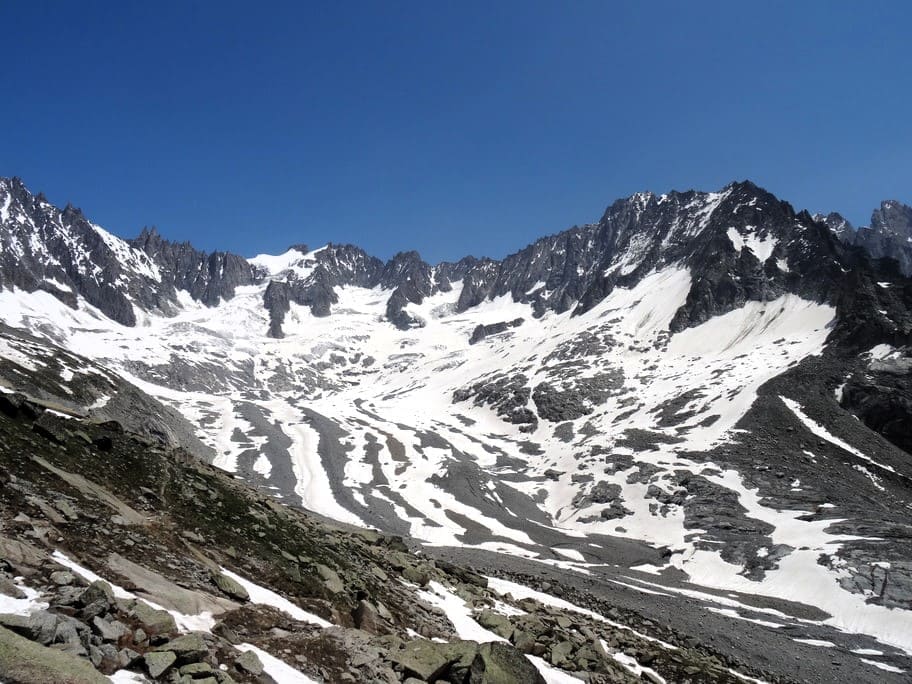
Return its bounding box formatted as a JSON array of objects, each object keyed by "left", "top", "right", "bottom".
[
  {"left": 211, "top": 572, "right": 249, "bottom": 602},
  {"left": 79, "top": 580, "right": 115, "bottom": 611},
  {"left": 234, "top": 649, "right": 264, "bottom": 676},
  {"left": 117, "top": 648, "right": 141, "bottom": 667},
  {"left": 0, "top": 577, "right": 25, "bottom": 600},
  {"left": 0, "top": 624, "right": 108, "bottom": 683},
  {"left": 126, "top": 599, "right": 177, "bottom": 636},
  {"left": 548, "top": 639, "right": 574, "bottom": 666},
  {"left": 145, "top": 650, "right": 177, "bottom": 678},
  {"left": 476, "top": 609, "right": 514, "bottom": 639},
  {"left": 49, "top": 570, "right": 76, "bottom": 586},
  {"left": 401, "top": 565, "right": 430, "bottom": 587},
  {"left": 155, "top": 632, "right": 208, "bottom": 660},
  {"left": 92, "top": 616, "right": 129, "bottom": 643},
  {"left": 316, "top": 564, "right": 344, "bottom": 594}
]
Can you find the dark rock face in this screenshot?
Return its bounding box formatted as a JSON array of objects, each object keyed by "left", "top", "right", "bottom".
[
  {"left": 0, "top": 179, "right": 256, "bottom": 325},
  {"left": 468, "top": 319, "right": 524, "bottom": 345},
  {"left": 380, "top": 251, "right": 436, "bottom": 330},
  {"left": 447, "top": 181, "right": 859, "bottom": 335},
  {"left": 856, "top": 201, "right": 912, "bottom": 277},
  {"left": 841, "top": 349, "right": 912, "bottom": 454},
  {"left": 453, "top": 373, "right": 538, "bottom": 430},
  {"left": 131, "top": 227, "right": 259, "bottom": 306},
  {"left": 821, "top": 201, "right": 912, "bottom": 276},
  {"left": 259, "top": 244, "right": 384, "bottom": 336},
  {"left": 0, "top": 178, "right": 174, "bottom": 326},
  {"left": 816, "top": 211, "right": 856, "bottom": 242}
]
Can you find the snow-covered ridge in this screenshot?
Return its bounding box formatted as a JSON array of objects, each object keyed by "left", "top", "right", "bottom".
[{"left": 248, "top": 245, "right": 328, "bottom": 278}]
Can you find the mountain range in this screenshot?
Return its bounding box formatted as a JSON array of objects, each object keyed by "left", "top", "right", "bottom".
[{"left": 0, "top": 175, "right": 910, "bottom": 684}]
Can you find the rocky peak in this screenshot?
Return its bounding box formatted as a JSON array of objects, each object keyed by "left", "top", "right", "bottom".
[
  {"left": 816, "top": 212, "right": 856, "bottom": 243},
  {"left": 0, "top": 177, "right": 173, "bottom": 326},
  {"left": 853, "top": 200, "right": 912, "bottom": 276},
  {"left": 871, "top": 199, "right": 912, "bottom": 235},
  {"left": 130, "top": 228, "right": 259, "bottom": 307}
]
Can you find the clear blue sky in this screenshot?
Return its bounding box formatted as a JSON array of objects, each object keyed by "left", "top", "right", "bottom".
[{"left": 2, "top": 1, "right": 910, "bottom": 262}]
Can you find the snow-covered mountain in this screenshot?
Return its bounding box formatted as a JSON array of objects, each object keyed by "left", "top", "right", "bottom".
[{"left": 1, "top": 176, "right": 912, "bottom": 682}]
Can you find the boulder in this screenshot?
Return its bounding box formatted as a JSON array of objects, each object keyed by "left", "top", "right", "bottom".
[
  {"left": 212, "top": 572, "right": 249, "bottom": 602},
  {"left": 144, "top": 650, "right": 177, "bottom": 678},
  {"left": 476, "top": 610, "right": 514, "bottom": 639},
  {"left": 316, "top": 564, "right": 344, "bottom": 594},
  {"left": 470, "top": 642, "right": 548, "bottom": 684},
  {"left": 0, "top": 624, "right": 108, "bottom": 683},
  {"left": 234, "top": 649, "right": 264, "bottom": 676},
  {"left": 401, "top": 565, "right": 430, "bottom": 587},
  {"left": 79, "top": 581, "right": 115, "bottom": 608},
  {"left": 91, "top": 616, "right": 129, "bottom": 643},
  {"left": 50, "top": 570, "right": 76, "bottom": 586},
  {"left": 125, "top": 599, "right": 177, "bottom": 636},
  {"left": 548, "top": 639, "right": 574, "bottom": 666},
  {"left": 352, "top": 599, "right": 384, "bottom": 634},
  {"left": 388, "top": 639, "right": 545, "bottom": 684},
  {"left": 155, "top": 632, "right": 208, "bottom": 661}
]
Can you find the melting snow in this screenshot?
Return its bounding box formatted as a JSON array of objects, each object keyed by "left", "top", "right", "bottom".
[
  {"left": 219, "top": 567, "right": 331, "bottom": 627},
  {"left": 860, "top": 658, "right": 906, "bottom": 674},
  {"left": 237, "top": 643, "right": 322, "bottom": 683},
  {"left": 781, "top": 396, "right": 895, "bottom": 474}
]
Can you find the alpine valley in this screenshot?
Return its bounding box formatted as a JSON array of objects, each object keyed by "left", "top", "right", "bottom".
[{"left": 0, "top": 175, "right": 911, "bottom": 684}]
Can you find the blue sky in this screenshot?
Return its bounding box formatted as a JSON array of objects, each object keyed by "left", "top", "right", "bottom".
[{"left": 1, "top": 1, "right": 910, "bottom": 262}]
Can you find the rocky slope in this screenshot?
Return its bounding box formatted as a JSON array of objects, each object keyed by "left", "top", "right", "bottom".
[
  {"left": 1, "top": 176, "right": 911, "bottom": 682},
  {"left": 0, "top": 386, "right": 776, "bottom": 683}
]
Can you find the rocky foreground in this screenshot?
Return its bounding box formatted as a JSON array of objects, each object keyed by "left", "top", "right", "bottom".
[{"left": 0, "top": 391, "right": 779, "bottom": 684}]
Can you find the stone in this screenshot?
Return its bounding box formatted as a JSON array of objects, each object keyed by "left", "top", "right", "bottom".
[
  {"left": 0, "top": 610, "right": 58, "bottom": 645},
  {"left": 0, "top": 577, "right": 25, "bottom": 600},
  {"left": 388, "top": 639, "right": 473, "bottom": 681},
  {"left": 127, "top": 600, "right": 177, "bottom": 636},
  {"left": 117, "top": 648, "right": 141, "bottom": 667},
  {"left": 181, "top": 662, "right": 214, "bottom": 675},
  {"left": 79, "top": 580, "right": 115, "bottom": 610},
  {"left": 555, "top": 615, "right": 572, "bottom": 629},
  {"left": 0, "top": 624, "right": 108, "bottom": 683},
  {"left": 401, "top": 565, "right": 430, "bottom": 587},
  {"left": 388, "top": 639, "right": 545, "bottom": 683},
  {"left": 512, "top": 630, "right": 536, "bottom": 654},
  {"left": 376, "top": 601, "right": 393, "bottom": 621},
  {"left": 316, "top": 564, "right": 344, "bottom": 594},
  {"left": 548, "top": 640, "right": 574, "bottom": 666},
  {"left": 234, "top": 649, "right": 264, "bottom": 676},
  {"left": 476, "top": 610, "right": 514, "bottom": 639},
  {"left": 92, "top": 616, "right": 129, "bottom": 643},
  {"left": 352, "top": 599, "right": 383, "bottom": 634},
  {"left": 50, "top": 570, "right": 76, "bottom": 586},
  {"left": 155, "top": 632, "right": 208, "bottom": 660},
  {"left": 470, "top": 642, "right": 548, "bottom": 684},
  {"left": 145, "top": 650, "right": 177, "bottom": 678},
  {"left": 211, "top": 573, "right": 249, "bottom": 602}
]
